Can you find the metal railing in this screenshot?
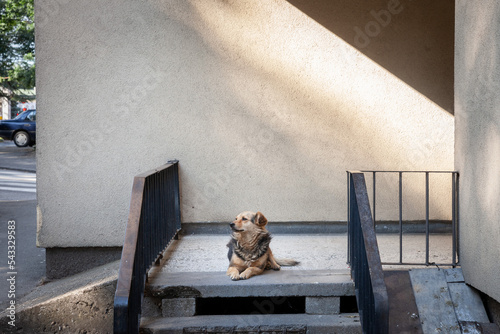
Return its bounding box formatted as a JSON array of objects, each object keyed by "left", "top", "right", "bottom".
[
  {"left": 348, "top": 172, "right": 389, "bottom": 333},
  {"left": 348, "top": 170, "right": 459, "bottom": 267},
  {"left": 114, "top": 161, "right": 181, "bottom": 334}
]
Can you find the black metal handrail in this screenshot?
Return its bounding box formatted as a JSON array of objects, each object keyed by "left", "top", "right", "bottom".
[
  {"left": 348, "top": 171, "right": 389, "bottom": 334},
  {"left": 114, "top": 161, "right": 181, "bottom": 334}
]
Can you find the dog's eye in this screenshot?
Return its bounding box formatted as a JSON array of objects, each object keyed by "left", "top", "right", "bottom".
[{"left": 242, "top": 217, "right": 248, "bottom": 221}]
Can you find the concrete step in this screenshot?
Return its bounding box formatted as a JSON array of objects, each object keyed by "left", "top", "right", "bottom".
[
  {"left": 140, "top": 313, "right": 362, "bottom": 334},
  {"left": 146, "top": 269, "right": 354, "bottom": 299}
]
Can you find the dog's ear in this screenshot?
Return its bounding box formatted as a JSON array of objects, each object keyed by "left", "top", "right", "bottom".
[{"left": 254, "top": 212, "right": 268, "bottom": 226}]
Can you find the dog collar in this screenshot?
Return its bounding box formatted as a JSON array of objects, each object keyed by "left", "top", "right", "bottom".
[{"left": 230, "top": 232, "right": 272, "bottom": 262}]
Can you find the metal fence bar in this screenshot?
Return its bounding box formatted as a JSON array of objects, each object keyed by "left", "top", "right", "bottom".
[
  {"left": 425, "top": 172, "right": 430, "bottom": 266},
  {"left": 348, "top": 172, "right": 389, "bottom": 334},
  {"left": 373, "top": 171, "right": 376, "bottom": 226},
  {"left": 379, "top": 262, "right": 457, "bottom": 266},
  {"left": 452, "top": 172, "right": 457, "bottom": 266},
  {"left": 114, "top": 161, "right": 181, "bottom": 334},
  {"left": 399, "top": 172, "right": 403, "bottom": 264},
  {"left": 347, "top": 172, "right": 351, "bottom": 264},
  {"left": 169, "top": 160, "right": 182, "bottom": 232},
  {"left": 456, "top": 173, "right": 460, "bottom": 265}
]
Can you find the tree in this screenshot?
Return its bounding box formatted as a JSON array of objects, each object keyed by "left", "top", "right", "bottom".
[{"left": 0, "top": 0, "right": 35, "bottom": 99}]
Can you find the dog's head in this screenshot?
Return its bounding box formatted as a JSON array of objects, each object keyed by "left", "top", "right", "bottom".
[{"left": 230, "top": 211, "right": 268, "bottom": 233}]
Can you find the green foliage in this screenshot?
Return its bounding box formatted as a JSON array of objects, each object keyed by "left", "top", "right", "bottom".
[{"left": 1, "top": 0, "right": 35, "bottom": 99}]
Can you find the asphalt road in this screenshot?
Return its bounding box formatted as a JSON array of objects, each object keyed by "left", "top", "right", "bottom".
[
  {"left": 0, "top": 141, "right": 44, "bottom": 311},
  {"left": 0, "top": 141, "right": 36, "bottom": 172}
]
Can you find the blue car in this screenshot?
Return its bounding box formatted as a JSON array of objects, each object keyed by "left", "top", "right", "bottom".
[{"left": 0, "top": 109, "right": 36, "bottom": 147}]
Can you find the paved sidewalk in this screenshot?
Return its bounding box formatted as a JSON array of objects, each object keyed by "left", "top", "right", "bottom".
[
  {"left": 0, "top": 141, "right": 43, "bottom": 311},
  {"left": 0, "top": 200, "right": 45, "bottom": 311}
]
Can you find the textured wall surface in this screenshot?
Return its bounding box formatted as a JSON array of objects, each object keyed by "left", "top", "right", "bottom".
[
  {"left": 455, "top": 0, "right": 500, "bottom": 303},
  {"left": 35, "top": 0, "right": 454, "bottom": 247}
]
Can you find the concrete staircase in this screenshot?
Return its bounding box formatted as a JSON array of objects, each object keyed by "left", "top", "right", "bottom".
[
  {"left": 139, "top": 233, "right": 361, "bottom": 334},
  {"left": 137, "top": 231, "right": 500, "bottom": 334},
  {"left": 141, "top": 270, "right": 360, "bottom": 333}
]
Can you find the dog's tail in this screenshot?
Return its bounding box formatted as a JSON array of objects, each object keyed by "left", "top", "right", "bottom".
[{"left": 276, "top": 258, "right": 300, "bottom": 266}]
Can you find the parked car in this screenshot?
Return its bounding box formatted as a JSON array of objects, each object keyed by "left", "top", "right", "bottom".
[{"left": 0, "top": 109, "right": 36, "bottom": 147}]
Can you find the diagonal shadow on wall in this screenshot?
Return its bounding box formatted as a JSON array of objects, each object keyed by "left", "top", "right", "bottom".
[{"left": 287, "top": 0, "right": 455, "bottom": 114}]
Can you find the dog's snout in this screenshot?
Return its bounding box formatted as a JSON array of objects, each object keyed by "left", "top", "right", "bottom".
[{"left": 229, "top": 222, "right": 235, "bottom": 228}]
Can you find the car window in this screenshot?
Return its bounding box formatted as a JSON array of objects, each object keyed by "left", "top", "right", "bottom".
[
  {"left": 27, "top": 111, "right": 36, "bottom": 121},
  {"left": 14, "top": 113, "right": 25, "bottom": 120}
]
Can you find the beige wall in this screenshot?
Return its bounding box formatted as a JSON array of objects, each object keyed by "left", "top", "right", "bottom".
[
  {"left": 455, "top": 0, "right": 500, "bottom": 303},
  {"left": 35, "top": 0, "right": 454, "bottom": 248}
]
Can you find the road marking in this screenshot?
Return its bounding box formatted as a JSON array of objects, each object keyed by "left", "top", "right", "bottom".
[{"left": 0, "top": 169, "right": 37, "bottom": 195}]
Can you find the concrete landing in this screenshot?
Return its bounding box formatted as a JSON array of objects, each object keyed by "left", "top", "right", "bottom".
[
  {"left": 151, "top": 234, "right": 350, "bottom": 274},
  {"left": 149, "top": 232, "right": 456, "bottom": 275}
]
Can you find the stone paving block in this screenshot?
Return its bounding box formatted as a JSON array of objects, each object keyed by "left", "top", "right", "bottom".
[
  {"left": 206, "top": 326, "right": 236, "bottom": 333},
  {"left": 306, "top": 296, "right": 340, "bottom": 314},
  {"left": 162, "top": 297, "right": 196, "bottom": 317},
  {"left": 232, "top": 325, "right": 260, "bottom": 334},
  {"left": 142, "top": 296, "right": 162, "bottom": 317},
  {"left": 259, "top": 325, "right": 288, "bottom": 333}
]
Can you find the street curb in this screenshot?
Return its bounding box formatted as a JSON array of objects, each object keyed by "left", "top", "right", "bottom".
[{"left": 0, "top": 260, "right": 119, "bottom": 333}]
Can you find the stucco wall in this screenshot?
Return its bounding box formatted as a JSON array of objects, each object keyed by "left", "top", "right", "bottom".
[
  {"left": 455, "top": 0, "right": 500, "bottom": 303},
  {"left": 35, "top": 0, "right": 454, "bottom": 248}
]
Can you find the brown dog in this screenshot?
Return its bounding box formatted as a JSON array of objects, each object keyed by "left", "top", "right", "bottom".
[{"left": 226, "top": 211, "right": 298, "bottom": 280}]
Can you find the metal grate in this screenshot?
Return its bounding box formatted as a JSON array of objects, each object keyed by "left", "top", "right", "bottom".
[{"left": 347, "top": 170, "right": 459, "bottom": 267}]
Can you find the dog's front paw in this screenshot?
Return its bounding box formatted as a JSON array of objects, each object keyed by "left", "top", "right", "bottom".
[
  {"left": 239, "top": 271, "right": 251, "bottom": 280},
  {"left": 271, "top": 264, "right": 281, "bottom": 271},
  {"left": 227, "top": 268, "right": 240, "bottom": 281}
]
